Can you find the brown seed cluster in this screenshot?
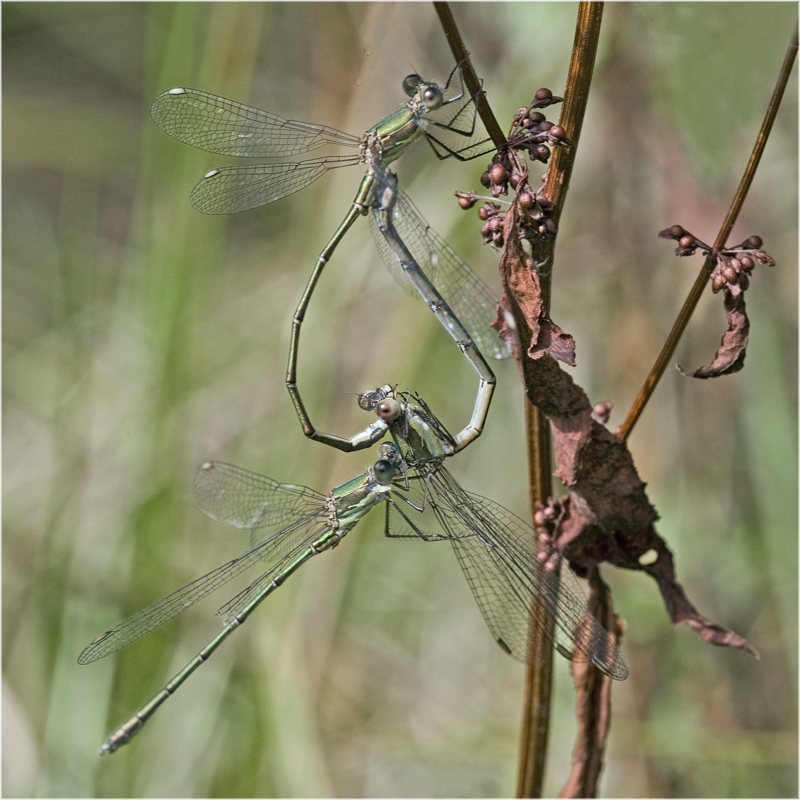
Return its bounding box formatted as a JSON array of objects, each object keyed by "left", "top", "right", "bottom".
[
  {"left": 658, "top": 226, "right": 775, "bottom": 295},
  {"left": 592, "top": 401, "right": 614, "bottom": 426},
  {"left": 456, "top": 88, "right": 570, "bottom": 250},
  {"left": 533, "top": 497, "right": 563, "bottom": 572}
]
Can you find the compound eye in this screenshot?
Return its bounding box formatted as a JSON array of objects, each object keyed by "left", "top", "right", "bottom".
[
  {"left": 372, "top": 459, "right": 396, "bottom": 486},
  {"left": 422, "top": 86, "right": 443, "bottom": 110},
  {"left": 402, "top": 73, "right": 422, "bottom": 96},
  {"left": 376, "top": 398, "right": 402, "bottom": 422},
  {"left": 358, "top": 390, "right": 380, "bottom": 411}
]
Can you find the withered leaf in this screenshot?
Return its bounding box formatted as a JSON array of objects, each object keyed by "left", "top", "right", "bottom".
[
  {"left": 498, "top": 212, "right": 759, "bottom": 660},
  {"left": 679, "top": 289, "right": 749, "bottom": 378},
  {"left": 559, "top": 568, "right": 623, "bottom": 799}
]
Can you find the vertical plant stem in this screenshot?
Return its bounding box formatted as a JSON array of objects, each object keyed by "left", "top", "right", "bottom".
[
  {"left": 618, "top": 21, "right": 798, "bottom": 442},
  {"left": 517, "top": 5, "right": 604, "bottom": 798}
]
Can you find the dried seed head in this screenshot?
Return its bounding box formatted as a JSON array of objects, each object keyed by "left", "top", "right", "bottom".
[
  {"left": 457, "top": 194, "right": 476, "bottom": 210},
  {"left": 489, "top": 163, "right": 508, "bottom": 184},
  {"left": 592, "top": 401, "right": 614, "bottom": 425},
  {"left": 754, "top": 250, "right": 776, "bottom": 267}
]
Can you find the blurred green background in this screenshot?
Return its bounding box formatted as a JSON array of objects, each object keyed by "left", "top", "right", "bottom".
[{"left": 3, "top": 3, "right": 797, "bottom": 797}]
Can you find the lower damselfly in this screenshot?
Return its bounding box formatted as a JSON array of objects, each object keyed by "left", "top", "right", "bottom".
[
  {"left": 80, "top": 444, "right": 428, "bottom": 753},
  {"left": 80, "top": 397, "right": 627, "bottom": 754}
]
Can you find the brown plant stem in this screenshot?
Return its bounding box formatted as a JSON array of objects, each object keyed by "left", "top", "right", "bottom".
[
  {"left": 558, "top": 569, "right": 621, "bottom": 798},
  {"left": 433, "top": 2, "right": 507, "bottom": 150},
  {"left": 517, "top": 5, "right": 605, "bottom": 798},
  {"left": 618, "top": 21, "right": 798, "bottom": 442}
]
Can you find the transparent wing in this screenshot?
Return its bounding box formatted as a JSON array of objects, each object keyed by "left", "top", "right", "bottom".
[
  {"left": 78, "top": 465, "right": 329, "bottom": 664},
  {"left": 369, "top": 188, "right": 511, "bottom": 360},
  {"left": 192, "top": 461, "right": 327, "bottom": 546},
  {"left": 214, "top": 527, "right": 326, "bottom": 623},
  {"left": 151, "top": 88, "right": 361, "bottom": 157},
  {"left": 189, "top": 156, "right": 358, "bottom": 214},
  {"left": 428, "top": 468, "right": 628, "bottom": 680}
]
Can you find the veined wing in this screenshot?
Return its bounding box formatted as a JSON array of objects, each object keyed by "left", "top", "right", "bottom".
[
  {"left": 189, "top": 156, "right": 359, "bottom": 214},
  {"left": 78, "top": 501, "right": 328, "bottom": 665},
  {"left": 428, "top": 468, "right": 628, "bottom": 680},
  {"left": 369, "top": 188, "right": 511, "bottom": 361},
  {"left": 192, "top": 461, "right": 327, "bottom": 546},
  {"left": 216, "top": 470, "right": 388, "bottom": 622},
  {"left": 151, "top": 88, "right": 361, "bottom": 158},
  {"left": 214, "top": 525, "right": 327, "bottom": 623}
]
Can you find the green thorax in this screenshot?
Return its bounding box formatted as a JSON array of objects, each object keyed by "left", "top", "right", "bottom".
[
  {"left": 330, "top": 471, "right": 388, "bottom": 528},
  {"left": 392, "top": 404, "right": 451, "bottom": 462},
  {"left": 366, "top": 107, "right": 425, "bottom": 166}
]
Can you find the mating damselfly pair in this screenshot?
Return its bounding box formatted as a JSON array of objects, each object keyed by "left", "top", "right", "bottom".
[{"left": 80, "top": 63, "right": 627, "bottom": 756}]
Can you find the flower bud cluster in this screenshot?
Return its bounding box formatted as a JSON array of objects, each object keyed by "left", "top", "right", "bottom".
[{"left": 658, "top": 226, "right": 775, "bottom": 295}]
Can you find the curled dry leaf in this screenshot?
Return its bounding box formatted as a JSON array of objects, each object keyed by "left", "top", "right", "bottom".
[
  {"left": 658, "top": 226, "right": 774, "bottom": 378},
  {"left": 678, "top": 289, "right": 749, "bottom": 378},
  {"left": 497, "top": 207, "right": 759, "bottom": 660}
]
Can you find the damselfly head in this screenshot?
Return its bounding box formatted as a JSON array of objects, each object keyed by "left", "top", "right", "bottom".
[
  {"left": 402, "top": 73, "right": 422, "bottom": 97},
  {"left": 371, "top": 459, "right": 396, "bottom": 486},
  {"left": 373, "top": 443, "right": 403, "bottom": 485},
  {"left": 402, "top": 73, "right": 444, "bottom": 112},
  {"left": 375, "top": 397, "right": 402, "bottom": 423},
  {"left": 357, "top": 384, "right": 395, "bottom": 412}
]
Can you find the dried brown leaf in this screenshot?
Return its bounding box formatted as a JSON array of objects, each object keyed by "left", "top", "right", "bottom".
[
  {"left": 499, "top": 213, "right": 759, "bottom": 660},
  {"left": 679, "top": 290, "right": 750, "bottom": 378}
]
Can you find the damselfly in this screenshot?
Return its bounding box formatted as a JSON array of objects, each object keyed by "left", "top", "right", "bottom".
[{"left": 151, "top": 66, "right": 509, "bottom": 450}]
